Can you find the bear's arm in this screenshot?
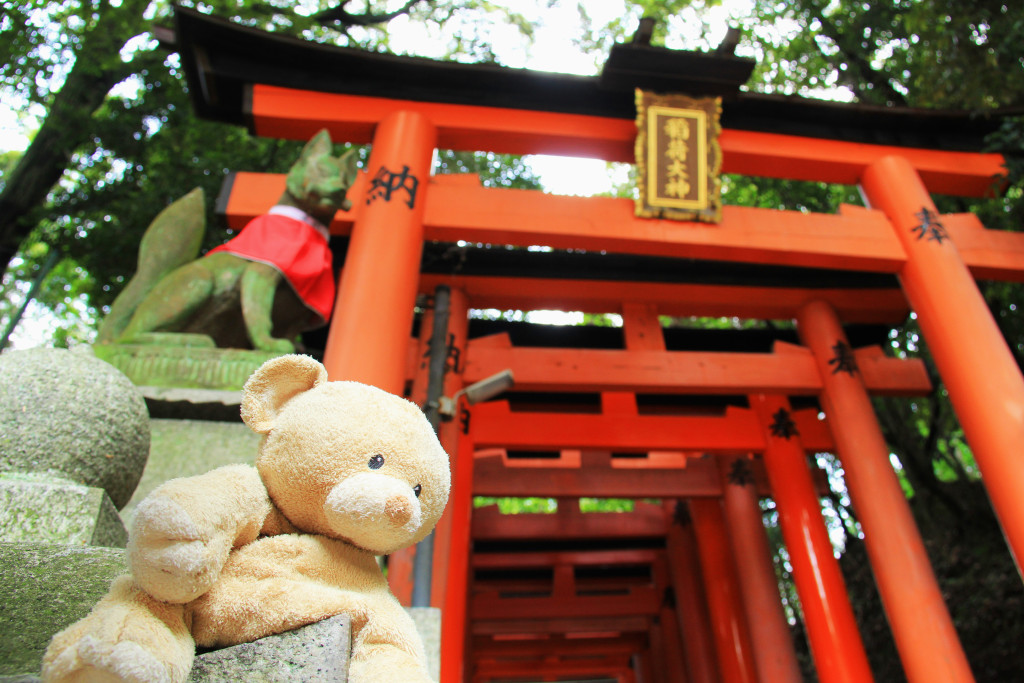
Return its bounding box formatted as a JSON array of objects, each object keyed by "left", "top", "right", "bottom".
[
  {"left": 260, "top": 505, "right": 301, "bottom": 536},
  {"left": 128, "top": 464, "right": 274, "bottom": 604}
]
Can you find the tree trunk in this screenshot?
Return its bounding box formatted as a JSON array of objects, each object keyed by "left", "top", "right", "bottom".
[{"left": 0, "top": 3, "right": 141, "bottom": 275}]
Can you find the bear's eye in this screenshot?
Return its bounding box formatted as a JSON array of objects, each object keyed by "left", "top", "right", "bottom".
[
  {"left": 368, "top": 454, "right": 384, "bottom": 470},
  {"left": 413, "top": 484, "right": 422, "bottom": 498}
]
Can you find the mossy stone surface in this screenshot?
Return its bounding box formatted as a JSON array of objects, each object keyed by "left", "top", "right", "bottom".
[
  {"left": 0, "top": 543, "right": 126, "bottom": 676},
  {"left": 0, "top": 475, "right": 127, "bottom": 547},
  {"left": 0, "top": 347, "right": 150, "bottom": 509},
  {"left": 93, "top": 343, "right": 283, "bottom": 391}
]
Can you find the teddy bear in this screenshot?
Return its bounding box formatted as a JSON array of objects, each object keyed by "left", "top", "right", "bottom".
[{"left": 41, "top": 354, "right": 450, "bottom": 683}]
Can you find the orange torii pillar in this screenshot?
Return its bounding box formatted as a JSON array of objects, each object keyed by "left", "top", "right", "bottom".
[
  {"left": 621, "top": 304, "right": 696, "bottom": 681},
  {"left": 652, "top": 558, "right": 691, "bottom": 683},
  {"left": 718, "top": 455, "right": 803, "bottom": 683},
  {"left": 797, "top": 299, "right": 974, "bottom": 683},
  {"left": 665, "top": 506, "right": 720, "bottom": 683},
  {"left": 861, "top": 156, "right": 1024, "bottom": 576},
  {"left": 751, "top": 393, "right": 874, "bottom": 683},
  {"left": 648, "top": 607, "right": 687, "bottom": 683},
  {"left": 323, "top": 110, "right": 436, "bottom": 391},
  {"left": 688, "top": 498, "right": 758, "bottom": 683},
  {"left": 440, "top": 418, "right": 476, "bottom": 683},
  {"left": 659, "top": 600, "right": 690, "bottom": 683}
]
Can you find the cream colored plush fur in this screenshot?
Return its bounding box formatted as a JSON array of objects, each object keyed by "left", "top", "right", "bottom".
[{"left": 42, "top": 354, "right": 450, "bottom": 683}]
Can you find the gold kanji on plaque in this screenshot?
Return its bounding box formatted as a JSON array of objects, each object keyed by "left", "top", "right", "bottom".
[{"left": 635, "top": 90, "right": 722, "bottom": 222}]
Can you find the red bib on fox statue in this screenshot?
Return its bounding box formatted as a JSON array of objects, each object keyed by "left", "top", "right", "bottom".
[{"left": 211, "top": 205, "right": 335, "bottom": 322}]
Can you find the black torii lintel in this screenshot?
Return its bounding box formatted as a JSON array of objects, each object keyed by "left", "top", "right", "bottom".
[{"left": 168, "top": 6, "right": 1017, "bottom": 152}]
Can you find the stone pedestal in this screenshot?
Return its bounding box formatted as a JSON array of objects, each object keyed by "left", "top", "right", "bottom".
[
  {"left": 93, "top": 344, "right": 284, "bottom": 391},
  {"left": 407, "top": 607, "right": 442, "bottom": 681},
  {"left": 0, "top": 543, "right": 128, "bottom": 678},
  {"left": 189, "top": 615, "right": 351, "bottom": 682},
  {"left": 0, "top": 475, "right": 127, "bottom": 548}
]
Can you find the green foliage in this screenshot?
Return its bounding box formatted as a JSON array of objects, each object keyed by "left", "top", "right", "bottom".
[
  {"left": 721, "top": 174, "right": 860, "bottom": 213},
  {"left": 581, "top": 312, "right": 621, "bottom": 327},
  {"left": 0, "top": 149, "right": 21, "bottom": 179},
  {"left": 659, "top": 314, "right": 786, "bottom": 330},
  {"left": 474, "top": 496, "right": 557, "bottom": 513},
  {"left": 434, "top": 150, "right": 542, "bottom": 190},
  {"left": 472, "top": 496, "right": 637, "bottom": 513},
  {"left": 0, "top": 0, "right": 349, "bottom": 342},
  {"left": 741, "top": 0, "right": 1024, "bottom": 107},
  {"left": 578, "top": 497, "right": 635, "bottom": 513}
]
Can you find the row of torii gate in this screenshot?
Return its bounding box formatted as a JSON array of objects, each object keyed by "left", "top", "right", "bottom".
[{"left": 177, "top": 8, "right": 1024, "bottom": 683}]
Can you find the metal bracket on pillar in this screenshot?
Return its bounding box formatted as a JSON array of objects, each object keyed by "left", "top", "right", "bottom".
[{"left": 411, "top": 285, "right": 451, "bottom": 608}]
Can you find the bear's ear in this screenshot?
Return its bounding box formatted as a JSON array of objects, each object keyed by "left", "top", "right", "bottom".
[{"left": 241, "top": 354, "right": 328, "bottom": 434}]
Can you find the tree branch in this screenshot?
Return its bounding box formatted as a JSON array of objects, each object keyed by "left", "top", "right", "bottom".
[
  {"left": 808, "top": 9, "right": 909, "bottom": 106},
  {"left": 316, "top": 0, "right": 429, "bottom": 27}
]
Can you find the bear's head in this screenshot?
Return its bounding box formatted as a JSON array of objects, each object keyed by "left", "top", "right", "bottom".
[{"left": 241, "top": 354, "right": 450, "bottom": 555}]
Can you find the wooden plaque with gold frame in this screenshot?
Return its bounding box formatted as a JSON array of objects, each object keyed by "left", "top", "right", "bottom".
[{"left": 634, "top": 90, "right": 723, "bottom": 222}]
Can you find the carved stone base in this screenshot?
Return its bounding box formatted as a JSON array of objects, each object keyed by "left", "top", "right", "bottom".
[
  {"left": 93, "top": 343, "right": 285, "bottom": 391},
  {"left": 0, "top": 476, "right": 127, "bottom": 548},
  {"left": 189, "top": 616, "right": 350, "bottom": 682}
]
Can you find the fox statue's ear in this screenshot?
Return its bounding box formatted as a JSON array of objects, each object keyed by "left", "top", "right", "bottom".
[
  {"left": 336, "top": 148, "right": 359, "bottom": 179},
  {"left": 241, "top": 354, "right": 328, "bottom": 434},
  {"left": 299, "top": 129, "right": 334, "bottom": 161}
]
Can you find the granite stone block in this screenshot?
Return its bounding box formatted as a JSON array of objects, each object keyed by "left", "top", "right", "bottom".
[
  {"left": 0, "top": 475, "right": 127, "bottom": 547},
  {"left": 0, "top": 543, "right": 127, "bottom": 677},
  {"left": 189, "top": 615, "right": 350, "bottom": 682}
]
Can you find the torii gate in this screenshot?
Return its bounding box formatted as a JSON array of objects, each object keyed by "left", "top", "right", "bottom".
[{"left": 174, "top": 8, "right": 1024, "bottom": 683}]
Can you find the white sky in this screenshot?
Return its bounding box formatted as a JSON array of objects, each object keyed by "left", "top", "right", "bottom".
[{"left": 0, "top": 107, "right": 34, "bottom": 153}]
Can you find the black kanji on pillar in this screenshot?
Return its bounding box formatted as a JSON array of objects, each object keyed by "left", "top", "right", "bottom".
[
  {"left": 911, "top": 207, "right": 949, "bottom": 243},
  {"left": 769, "top": 407, "right": 799, "bottom": 439},
  {"left": 367, "top": 164, "right": 420, "bottom": 209},
  {"left": 828, "top": 340, "right": 858, "bottom": 375},
  {"left": 672, "top": 500, "right": 692, "bottom": 527},
  {"left": 727, "top": 458, "right": 755, "bottom": 487}
]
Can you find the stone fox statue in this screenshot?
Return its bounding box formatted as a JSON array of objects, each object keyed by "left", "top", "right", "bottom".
[{"left": 97, "top": 130, "right": 358, "bottom": 353}]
